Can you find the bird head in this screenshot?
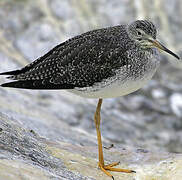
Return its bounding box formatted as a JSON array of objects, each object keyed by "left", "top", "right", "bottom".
[{"left": 127, "top": 20, "right": 180, "bottom": 60}]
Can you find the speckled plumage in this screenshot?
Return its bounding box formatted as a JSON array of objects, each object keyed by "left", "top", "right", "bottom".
[{"left": 0, "top": 20, "right": 161, "bottom": 98}]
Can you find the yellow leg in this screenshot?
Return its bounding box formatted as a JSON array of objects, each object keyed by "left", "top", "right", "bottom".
[{"left": 94, "top": 99, "right": 135, "bottom": 179}]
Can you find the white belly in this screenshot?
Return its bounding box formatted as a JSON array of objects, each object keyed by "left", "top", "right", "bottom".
[
  {"left": 69, "top": 67, "right": 159, "bottom": 99},
  {"left": 69, "top": 75, "right": 152, "bottom": 98}
]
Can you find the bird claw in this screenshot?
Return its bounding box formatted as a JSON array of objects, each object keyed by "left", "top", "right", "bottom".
[{"left": 98, "top": 161, "right": 135, "bottom": 179}]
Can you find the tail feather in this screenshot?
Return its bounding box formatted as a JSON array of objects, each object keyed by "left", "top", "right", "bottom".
[
  {"left": 0, "top": 80, "right": 74, "bottom": 90},
  {"left": 1, "top": 80, "right": 37, "bottom": 89},
  {"left": 0, "top": 70, "right": 22, "bottom": 76}
]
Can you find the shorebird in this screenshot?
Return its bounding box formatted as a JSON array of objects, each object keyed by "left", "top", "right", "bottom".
[{"left": 0, "top": 20, "right": 180, "bottom": 179}]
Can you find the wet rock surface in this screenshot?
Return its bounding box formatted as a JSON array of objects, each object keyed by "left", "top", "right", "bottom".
[
  {"left": 0, "top": 0, "right": 182, "bottom": 179},
  {"left": 0, "top": 112, "right": 182, "bottom": 180}
]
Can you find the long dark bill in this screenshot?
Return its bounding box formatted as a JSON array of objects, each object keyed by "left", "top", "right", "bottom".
[{"left": 152, "top": 40, "right": 180, "bottom": 60}]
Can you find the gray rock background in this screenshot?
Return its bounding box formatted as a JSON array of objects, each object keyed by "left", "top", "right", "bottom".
[{"left": 0, "top": 0, "right": 182, "bottom": 159}]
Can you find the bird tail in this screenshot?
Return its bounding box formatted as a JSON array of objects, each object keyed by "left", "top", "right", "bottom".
[
  {"left": 0, "top": 80, "right": 75, "bottom": 90},
  {"left": 1, "top": 80, "right": 40, "bottom": 89},
  {"left": 1, "top": 80, "right": 48, "bottom": 89},
  {"left": 0, "top": 70, "right": 22, "bottom": 76},
  {"left": 0, "top": 70, "right": 75, "bottom": 89}
]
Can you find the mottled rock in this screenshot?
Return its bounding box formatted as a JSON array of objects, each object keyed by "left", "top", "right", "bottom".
[
  {"left": 15, "top": 22, "right": 60, "bottom": 60},
  {"left": 170, "top": 93, "right": 182, "bottom": 117},
  {"left": 0, "top": 112, "right": 182, "bottom": 180},
  {"left": 50, "top": 0, "right": 75, "bottom": 20},
  {"left": 95, "top": 0, "right": 136, "bottom": 26},
  {"left": 0, "top": 1, "right": 44, "bottom": 41}
]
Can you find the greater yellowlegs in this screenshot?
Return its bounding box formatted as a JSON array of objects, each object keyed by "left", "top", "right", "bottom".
[{"left": 0, "top": 20, "right": 180, "bottom": 179}]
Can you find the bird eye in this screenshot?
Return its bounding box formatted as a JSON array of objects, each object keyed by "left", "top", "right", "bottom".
[{"left": 137, "top": 31, "right": 142, "bottom": 36}]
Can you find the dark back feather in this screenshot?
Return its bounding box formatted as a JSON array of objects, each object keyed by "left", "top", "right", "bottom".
[{"left": 0, "top": 25, "right": 133, "bottom": 89}]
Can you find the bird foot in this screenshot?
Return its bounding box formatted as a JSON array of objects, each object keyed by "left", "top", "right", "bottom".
[{"left": 98, "top": 161, "right": 135, "bottom": 180}]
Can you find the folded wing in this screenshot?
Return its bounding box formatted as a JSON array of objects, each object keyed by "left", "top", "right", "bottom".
[{"left": 0, "top": 26, "right": 130, "bottom": 89}]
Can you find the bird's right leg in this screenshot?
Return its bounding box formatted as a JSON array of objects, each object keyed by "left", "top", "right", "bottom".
[
  {"left": 94, "top": 98, "right": 112, "bottom": 177},
  {"left": 94, "top": 98, "right": 135, "bottom": 179}
]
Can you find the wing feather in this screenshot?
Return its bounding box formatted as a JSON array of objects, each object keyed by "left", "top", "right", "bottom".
[{"left": 1, "top": 25, "right": 131, "bottom": 89}]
